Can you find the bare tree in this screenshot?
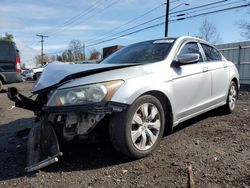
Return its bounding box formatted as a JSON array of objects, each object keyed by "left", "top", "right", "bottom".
[
  {"left": 238, "top": 11, "right": 250, "bottom": 39},
  {"left": 68, "top": 39, "right": 84, "bottom": 61},
  {"left": 62, "top": 49, "right": 74, "bottom": 62},
  {"left": 35, "top": 54, "right": 49, "bottom": 65},
  {"left": 56, "top": 55, "right": 63, "bottom": 61},
  {"left": 89, "top": 49, "right": 102, "bottom": 60},
  {"left": 50, "top": 55, "right": 56, "bottom": 62},
  {"left": 198, "top": 19, "right": 221, "bottom": 44}
]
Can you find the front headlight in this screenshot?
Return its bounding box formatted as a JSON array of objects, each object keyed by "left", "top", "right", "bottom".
[{"left": 47, "top": 80, "right": 124, "bottom": 106}]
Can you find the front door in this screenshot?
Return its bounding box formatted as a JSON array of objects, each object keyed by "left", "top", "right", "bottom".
[{"left": 171, "top": 42, "right": 212, "bottom": 121}]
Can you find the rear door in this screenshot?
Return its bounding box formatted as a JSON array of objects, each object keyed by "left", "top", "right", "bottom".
[
  {"left": 0, "top": 41, "right": 16, "bottom": 72},
  {"left": 200, "top": 43, "right": 229, "bottom": 104},
  {"left": 171, "top": 41, "right": 212, "bottom": 121}
]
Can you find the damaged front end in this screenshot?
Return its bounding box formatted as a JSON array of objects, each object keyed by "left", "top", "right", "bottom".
[
  {"left": 8, "top": 86, "right": 127, "bottom": 172},
  {"left": 26, "top": 120, "right": 62, "bottom": 172}
]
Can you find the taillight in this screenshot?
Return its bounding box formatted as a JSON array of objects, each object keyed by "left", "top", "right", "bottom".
[{"left": 16, "top": 56, "right": 21, "bottom": 72}]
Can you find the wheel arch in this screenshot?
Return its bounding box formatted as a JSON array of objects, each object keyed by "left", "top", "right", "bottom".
[
  {"left": 231, "top": 77, "right": 239, "bottom": 91},
  {"left": 110, "top": 80, "right": 177, "bottom": 130},
  {"left": 0, "top": 73, "right": 7, "bottom": 83}
]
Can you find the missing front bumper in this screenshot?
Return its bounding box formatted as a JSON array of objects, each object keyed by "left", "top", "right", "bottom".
[
  {"left": 7, "top": 87, "right": 128, "bottom": 172},
  {"left": 26, "top": 120, "right": 62, "bottom": 172}
]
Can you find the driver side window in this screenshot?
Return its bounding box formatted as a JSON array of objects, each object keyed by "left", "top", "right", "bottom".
[{"left": 179, "top": 42, "right": 203, "bottom": 62}]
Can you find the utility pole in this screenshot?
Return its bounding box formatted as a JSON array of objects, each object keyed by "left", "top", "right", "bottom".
[
  {"left": 36, "top": 34, "right": 48, "bottom": 64},
  {"left": 83, "top": 42, "right": 85, "bottom": 61},
  {"left": 165, "top": 0, "right": 170, "bottom": 37}
]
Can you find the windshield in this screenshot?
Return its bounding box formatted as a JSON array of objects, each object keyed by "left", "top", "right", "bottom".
[{"left": 100, "top": 39, "right": 175, "bottom": 64}]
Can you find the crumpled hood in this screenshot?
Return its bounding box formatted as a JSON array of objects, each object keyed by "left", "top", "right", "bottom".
[{"left": 32, "top": 62, "right": 141, "bottom": 93}]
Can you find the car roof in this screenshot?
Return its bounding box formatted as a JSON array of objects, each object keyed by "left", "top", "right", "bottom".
[{"left": 130, "top": 36, "right": 213, "bottom": 47}]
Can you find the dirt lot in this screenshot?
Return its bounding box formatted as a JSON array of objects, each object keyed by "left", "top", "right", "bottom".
[{"left": 0, "top": 82, "right": 249, "bottom": 188}]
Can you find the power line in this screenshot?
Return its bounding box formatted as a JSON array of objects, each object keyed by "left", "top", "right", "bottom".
[
  {"left": 170, "top": 0, "right": 228, "bottom": 15},
  {"left": 49, "top": 0, "right": 102, "bottom": 30},
  {"left": 86, "top": 0, "right": 231, "bottom": 45},
  {"left": 86, "top": 2, "right": 250, "bottom": 47},
  {"left": 25, "top": 0, "right": 250, "bottom": 58},
  {"left": 87, "top": 15, "right": 166, "bottom": 46},
  {"left": 49, "top": 0, "right": 122, "bottom": 37},
  {"left": 172, "top": 0, "right": 247, "bottom": 17},
  {"left": 176, "top": 2, "right": 250, "bottom": 21},
  {"left": 23, "top": 0, "right": 104, "bottom": 45},
  {"left": 87, "top": 22, "right": 165, "bottom": 47},
  {"left": 85, "top": 3, "right": 165, "bottom": 43},
  {"left": 26, "top": 0, "right": 121, "bottom": 58},
  {"left": 48, "top": 0, "right": 107, "bottom": 36}
]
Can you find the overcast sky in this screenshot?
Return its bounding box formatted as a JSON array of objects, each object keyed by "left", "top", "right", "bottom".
[{"left": 0, "top": 0, "right": 249, "bottom": 59}]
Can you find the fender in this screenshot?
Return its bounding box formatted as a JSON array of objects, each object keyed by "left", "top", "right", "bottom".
[
  {"left": 111, "top": 76, "right": 177, "bottom": 124},
  {"left": 228, "top": 65, "right": 240, "bottom": 89}
]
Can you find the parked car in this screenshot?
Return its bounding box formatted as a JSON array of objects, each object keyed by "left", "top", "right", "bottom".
[
  {"left": 32, "top": 64, "right": 46, "bottom": 80},
  {"left": 0, "top": 40, "right": 22, "bottom": 91},
  {"left": 8, "top": 36, "right": 239, "bottom": 172},
  {"left": 23, "top": 64, "right": 47, "bottom": 81}
]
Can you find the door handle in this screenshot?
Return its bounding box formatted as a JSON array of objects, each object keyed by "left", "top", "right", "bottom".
[{"left": 203, "top": 67, "right": 209, "bottom": 72}]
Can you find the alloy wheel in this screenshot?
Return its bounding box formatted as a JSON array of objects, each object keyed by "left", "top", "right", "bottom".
[
  {"left": 131, "top": 103, "right": 161, "bottom": 151},
  {"left": 228, "top": 84, "right": 237, "bottom": 111}
]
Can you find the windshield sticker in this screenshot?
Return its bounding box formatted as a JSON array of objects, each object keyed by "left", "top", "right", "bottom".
[{"left": 153, "top": 39, "right": 174, "bottom": 44}]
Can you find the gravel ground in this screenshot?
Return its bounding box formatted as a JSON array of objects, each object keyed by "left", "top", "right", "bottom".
[{"left": 0, "top": 82, "right": 249, "bottom": 188}]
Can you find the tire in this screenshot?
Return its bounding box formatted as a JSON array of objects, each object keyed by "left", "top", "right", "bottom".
[
  {"left": 33, "top": 72, "right": 41, "bottom": 81},
  {"left": 0, "top": 80, "right": 2, "bottom": 92},
  {"left": 222, "top": 81, "right": 238, "bottom": 113},
  {"left": 109, "top": 95, "right": 165, "bottom": 158}
]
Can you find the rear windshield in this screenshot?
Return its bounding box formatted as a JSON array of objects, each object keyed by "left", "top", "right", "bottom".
[
  {"left": 0, "top": 41, "right": 17, "bottom": 61},
  {"left": 0, "top": 42, "right": 11, "bottom": 60},
  {"left": 100, "top": 39, "right": 175, "bottom": 64}
]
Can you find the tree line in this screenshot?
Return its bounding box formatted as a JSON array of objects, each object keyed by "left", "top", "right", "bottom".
[
  {"left": 0, "top": 33, "right": 14, "bottom": 42},
  {"left": 35, "top": 39, "right": 102, "bottom": 64}
]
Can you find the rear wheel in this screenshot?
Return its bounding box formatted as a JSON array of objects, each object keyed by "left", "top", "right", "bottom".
[
  {"left": 222, "top": 81, "right": 238, "bottom": 113},
  {"left": 109, "top": 95, "right": 165, "bottom": 158},
  {"left": 0, "top": 80, "right": 2, "bottom": 92},
  {"left": 0, "top": 80, "right": 3, "bottom": 92}
]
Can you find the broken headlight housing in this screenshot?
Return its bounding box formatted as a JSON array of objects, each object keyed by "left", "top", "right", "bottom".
[{"left": 47, "top": 80, "right": 124, "bottom": 106}]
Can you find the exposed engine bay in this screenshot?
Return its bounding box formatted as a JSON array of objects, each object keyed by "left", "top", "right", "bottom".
[{"left": 7, "top": 85, "right": 127, "bottom": 172}]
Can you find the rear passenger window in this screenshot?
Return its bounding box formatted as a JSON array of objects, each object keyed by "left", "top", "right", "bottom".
[{"left": 201, "top": 44, "right": 221, "bottom": 61}]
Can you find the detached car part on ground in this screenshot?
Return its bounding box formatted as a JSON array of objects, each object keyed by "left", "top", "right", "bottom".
[{"left": 8, "top": 36, "right": 239, "bottom": 172}]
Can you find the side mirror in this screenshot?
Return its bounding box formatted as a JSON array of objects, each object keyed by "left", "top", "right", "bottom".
[{"left": 177, "top": 53, "right": 199, "bottom": 65}]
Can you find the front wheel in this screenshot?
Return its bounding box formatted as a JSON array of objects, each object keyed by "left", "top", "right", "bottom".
[
  {"left": 109, "top": 95, "right": 165, "bottom": 158},
  {"left": 33, "top": 72, "right": 42, "bottom": 80},
  {"left": 222, "top": 81, "right": 238, "bottom": 113}
]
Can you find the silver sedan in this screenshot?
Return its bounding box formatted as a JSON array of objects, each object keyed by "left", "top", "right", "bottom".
[{"left": 8, "top": 36, "right": 240, "bottom": 171}]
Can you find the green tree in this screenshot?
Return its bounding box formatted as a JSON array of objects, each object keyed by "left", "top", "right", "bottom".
[{"left": 0, "top": 33, "right": 14, "bottom": 42}]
